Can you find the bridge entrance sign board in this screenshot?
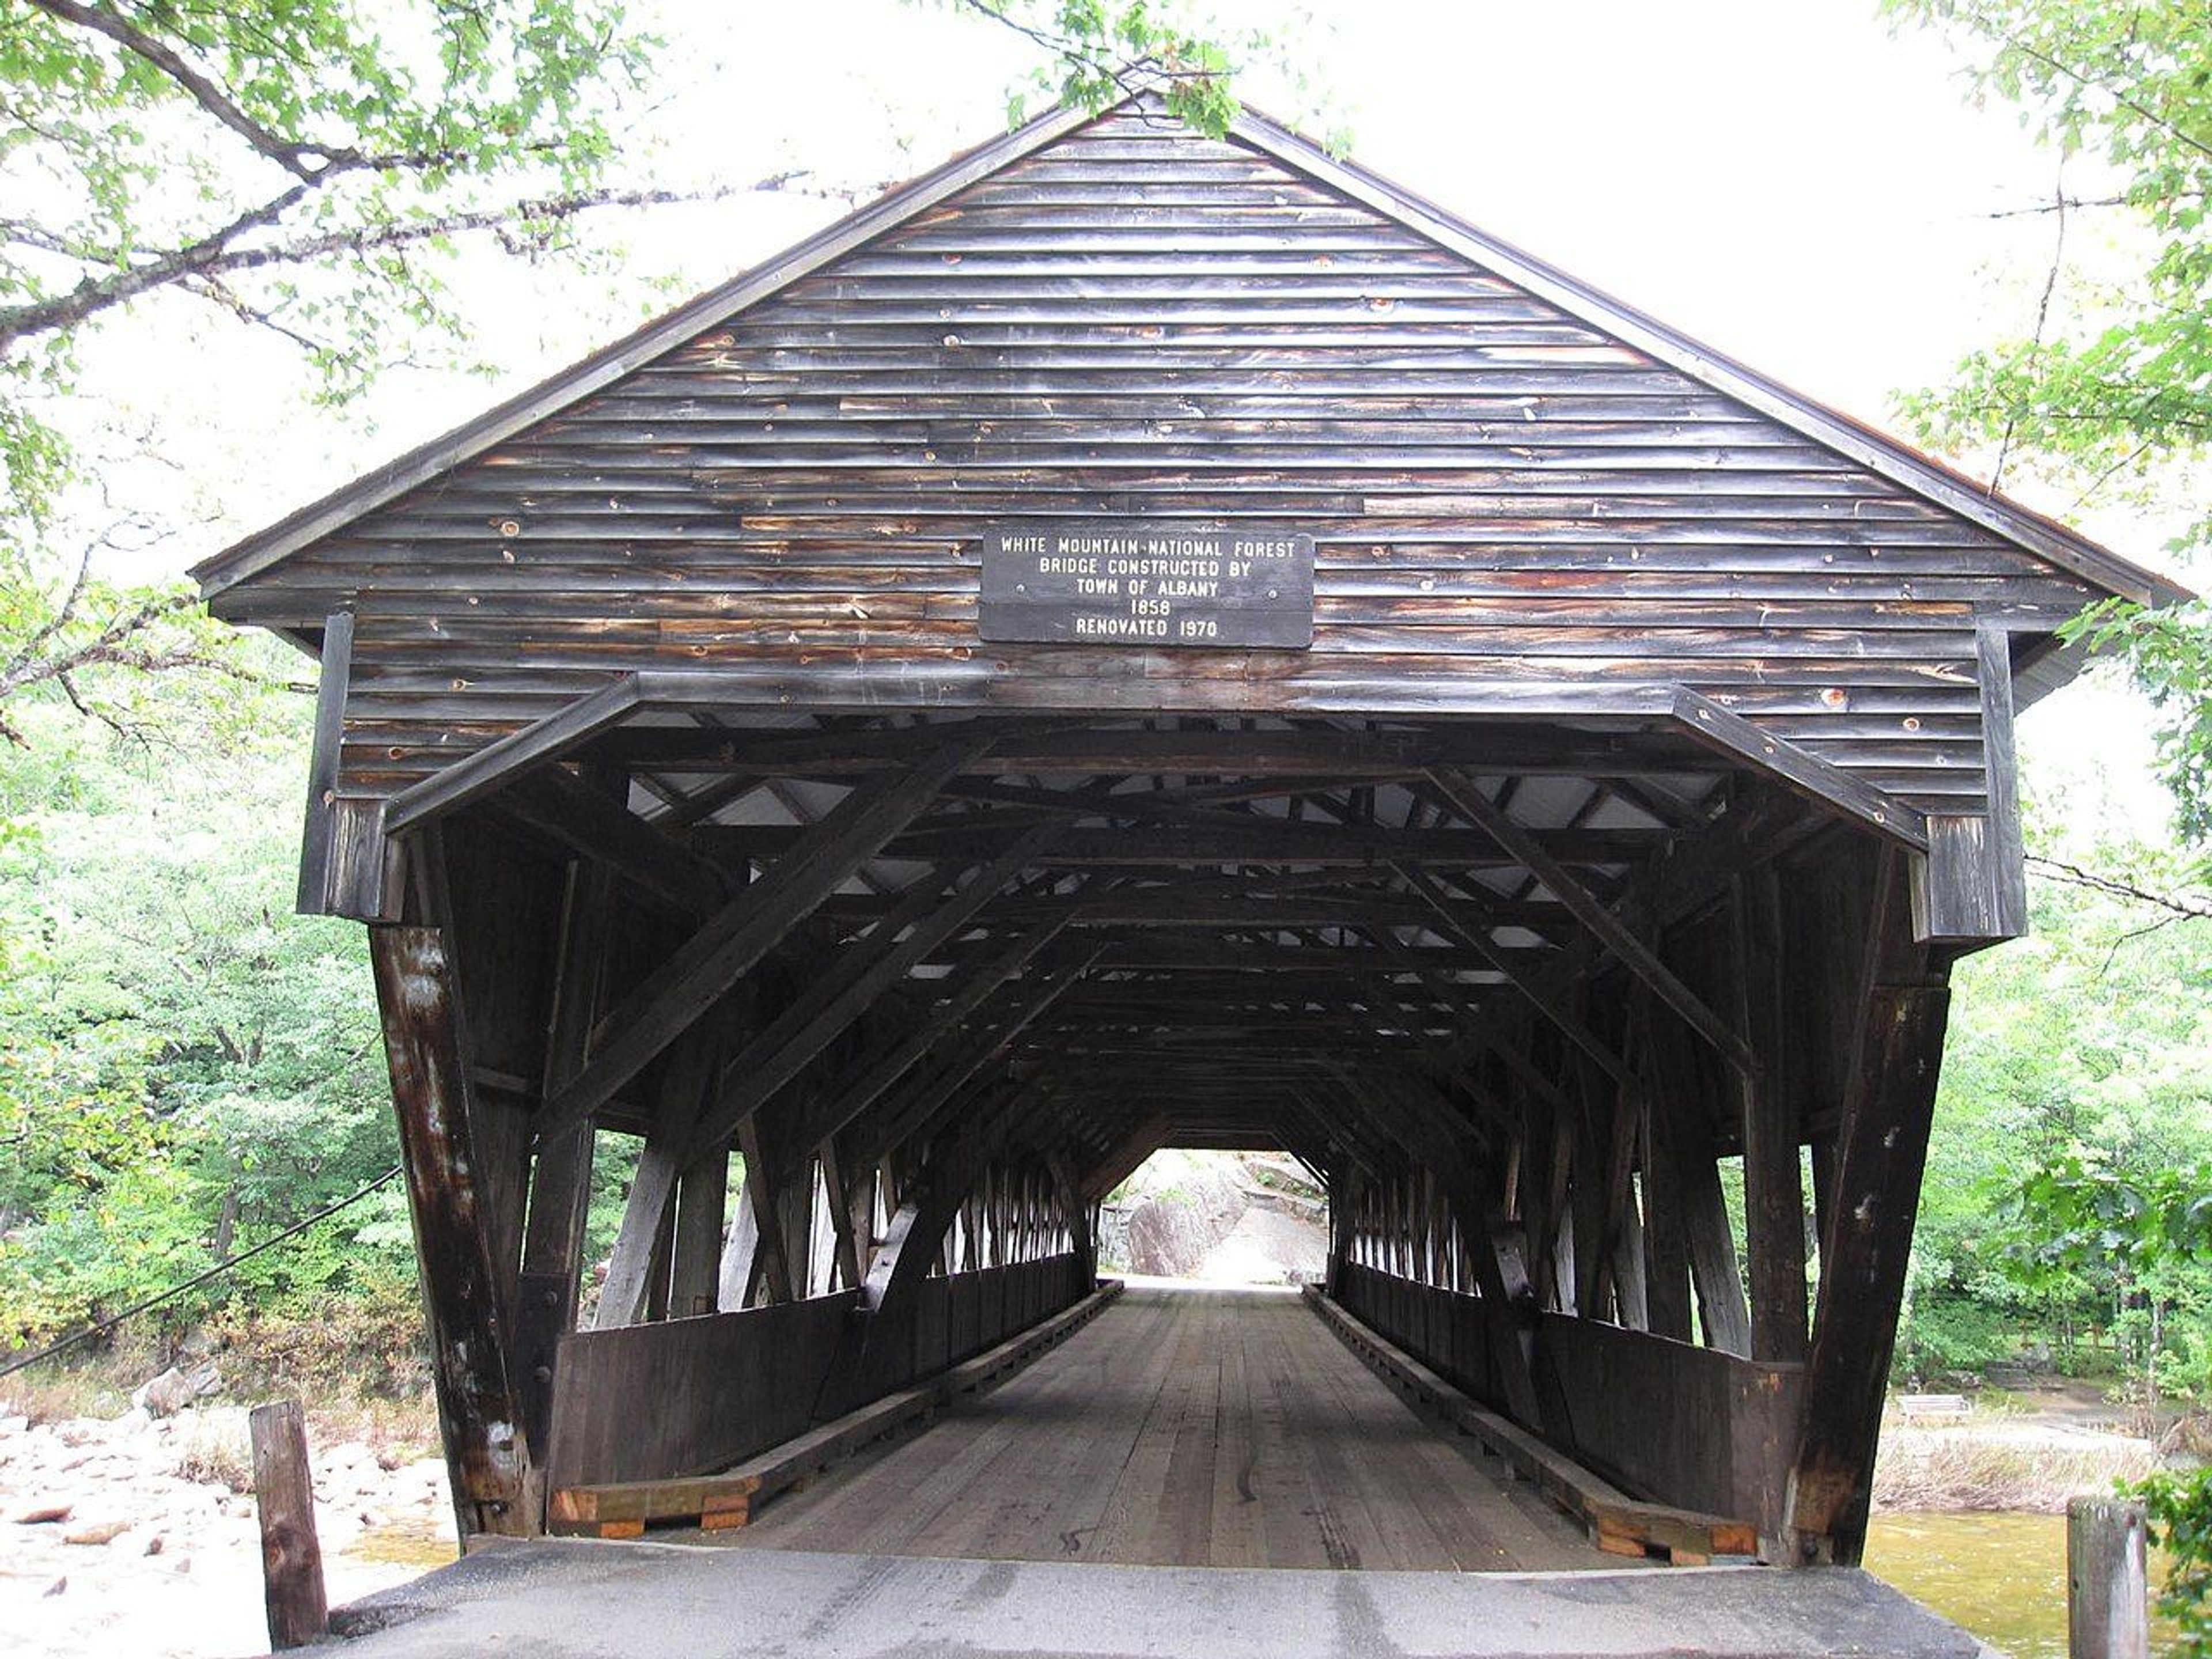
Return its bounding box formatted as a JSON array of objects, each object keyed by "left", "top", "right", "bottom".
[{"left": 979, "top": 525, "right": 1316, "bottom": 649}]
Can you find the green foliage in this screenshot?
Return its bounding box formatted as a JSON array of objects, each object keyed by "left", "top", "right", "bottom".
[
  {"left": 0, "top": 691, "right": 404, "bottom": 1346},
  {"left": 2010, "top": 1153, "right": 2212, "bottom": 1286},
  {"left": 1889, "top": 1, "right": 2212, "bottom": 851},
  {"left": 2138, "top": 1466, "right": 2212, "bottom": 1658},
  {"left": 1903, "top": 790, "right": 2212, "bottom": 1392},
  {"left": 1, "top": 0, "right": 656, "bottom": 533},
  {"left": 1887, "top": 0, "right": 2212, "bottom": 555},
  {"left": 1, "top": 0, "right": 657, "bottom": 749},
  {"left": 995, "top": 0, "right": 1243, "bottom": 137},
  {"left": 1900, "top": 1294, "right": 2024, "bottom": 1378},
  {"left": 2061, "top": 600, "right": 2212, "bottom": 854}
]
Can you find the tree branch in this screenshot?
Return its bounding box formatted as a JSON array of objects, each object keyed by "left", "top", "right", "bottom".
[
  {"left": 2027, "top": 853, "right": 2212, "bottom": 923},
  {"left": 0, "top": 172, "right": 831, "bottom": 354},
  {"left": 1963, "top": 9, "right": 2212, "bottom": 167},
  {"left": 0, "top": 180, "right": 315, "bottom": 348},
  {"left": 196, "top": 179, "right": 831, "bottom": 275},
  {"left": 22, "top": 0, "right": 325, "bottom": 180}
]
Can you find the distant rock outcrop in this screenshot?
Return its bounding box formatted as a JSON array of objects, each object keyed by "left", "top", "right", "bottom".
[{"left": 1100, "top": 1151, "right": 1327, "bottom": 1283}]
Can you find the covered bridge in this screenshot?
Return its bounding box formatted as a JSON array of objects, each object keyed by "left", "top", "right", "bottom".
[{"left": 195, "top": 94, "right": 2181, "bottom": 1590}]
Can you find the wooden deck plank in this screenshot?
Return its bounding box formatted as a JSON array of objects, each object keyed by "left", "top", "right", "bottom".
[
  {"left": 707, "top": 1285, "right": 1652, "bottom": 1571},
  {"left": 920, "top": 1294, "right": 1181, "bottom": 1560}
]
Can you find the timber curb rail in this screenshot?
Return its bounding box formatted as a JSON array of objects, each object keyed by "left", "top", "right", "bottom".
[
  {"left": 548, "top": 1279, "right": 1124, "bottom": 1537},
  {"left": 1305, "top": 1285, "right": 1760, "bottom": 1566}
]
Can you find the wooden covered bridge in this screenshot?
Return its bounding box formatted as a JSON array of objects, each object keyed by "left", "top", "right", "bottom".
[{"left": 196, "top": 93, "right": 2180, "bottom": 1626}]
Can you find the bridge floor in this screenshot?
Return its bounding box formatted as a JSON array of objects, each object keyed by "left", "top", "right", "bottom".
[{"left": 718, "top": 1283, "right": 1622, "bottom": 1571}]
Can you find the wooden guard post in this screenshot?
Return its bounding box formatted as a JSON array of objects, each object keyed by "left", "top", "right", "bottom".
[
  {"left": 249, "top": 1399, "right": 328, "bottom": 1650},
  {"left": 2067, "top": 1497, "right": 2150, "bottom": 1659}
]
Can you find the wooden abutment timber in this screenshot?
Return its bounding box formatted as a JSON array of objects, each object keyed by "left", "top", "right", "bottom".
[{"left": 195, "top": 90, "right": 2186, "bottom": 1578}]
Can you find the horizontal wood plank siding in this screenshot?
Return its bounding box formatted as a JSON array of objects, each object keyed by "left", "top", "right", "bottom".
[
  {"left": 210, "top": 111, "right": 2100, "bottom": 813},
  {"left": 545, "top": 1253, "right": 1086, "bottom": 1490},
  {"left": 1335, "top": 1262, "right": 1800, "bottom": 1539}
]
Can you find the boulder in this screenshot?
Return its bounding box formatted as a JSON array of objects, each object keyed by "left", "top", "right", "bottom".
[{"left": 130, "top": 1362, "right": 222, "bottom": 1419}]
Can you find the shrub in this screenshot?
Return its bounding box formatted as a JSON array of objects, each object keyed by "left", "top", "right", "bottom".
[
  {"left": 1898, "top": 1295, "right": 2021, "bottom": 1380},
  {"left": 2137, "top": 1466, "right": 2212, "bottom": 1658}
]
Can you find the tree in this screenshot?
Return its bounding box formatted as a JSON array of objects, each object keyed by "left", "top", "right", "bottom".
[
  {"left": 1888, "top": 0, "right": 2212, "bottom": 858},
  {"left": 0, "top": 0, "right": 1265, "bottom": 746},
  {"left": 2007, "top": 1153, "right": 2212, "bottom": 1414},
  {"left": 2011, "top": 1156, "right": 2212, "bottom": 1659},
  {"left": 0, "top": 687, "right": 400, "bottom": 1342},
  {"left": 0, "top": 0, "right": 661, "bottom": 743}
]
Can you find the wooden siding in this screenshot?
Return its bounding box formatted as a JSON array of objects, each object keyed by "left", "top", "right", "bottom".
[
  {"left": 544, "top": 1253, "right": 1086, "bottom": 1490},
  {"left": 208, "top": 109, "right": 2104, "bottom": 814},
  {"left": 1334, "top": 1262, "right": 1802, "bottom": 1541}
]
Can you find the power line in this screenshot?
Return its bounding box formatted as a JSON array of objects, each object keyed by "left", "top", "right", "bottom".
[{"left": 0, "top": 1164, "right": 403, "bottom": 1381}]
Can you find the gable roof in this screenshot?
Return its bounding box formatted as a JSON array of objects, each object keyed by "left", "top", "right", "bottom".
[{"left": 191, "top": 93, "right": 2188, "bottom": 612}]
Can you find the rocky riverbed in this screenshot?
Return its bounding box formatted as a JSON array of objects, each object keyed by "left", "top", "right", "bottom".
[{"left": 1, "top": 1400, "right": 455, "bottom": 1658}]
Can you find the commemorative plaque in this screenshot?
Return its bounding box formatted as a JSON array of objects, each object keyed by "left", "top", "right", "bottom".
[{"left": 979, "top": 524, "right": 1316, "bottom": 649}]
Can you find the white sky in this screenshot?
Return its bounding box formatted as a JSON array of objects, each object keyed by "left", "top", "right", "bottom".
[{"left": 65, "top": 0, "right": 2193, "bottom": 834}]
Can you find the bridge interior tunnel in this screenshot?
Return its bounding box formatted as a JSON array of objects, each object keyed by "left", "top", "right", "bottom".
[{"left": 366, "top": 702, "right": 1957, "bottom": 1572}]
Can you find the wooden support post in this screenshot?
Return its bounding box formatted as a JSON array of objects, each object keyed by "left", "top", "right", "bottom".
[
  {"left": 819, "top": 1146, "right": 866, "bottom": 1291},
  {"left": 405, "top": 821, "right": 537, "bottom": 1331},
  {"left": 294, "top": 612, "right": 354, "bottom": 917},
  {"left": 1609, "top": 1165, "right": 1649, "bottom": 1331},
  {"left": 1568, "top": 1067, "right": 1612, "bottom": 1320},
  {"left": 779, "top": 1151, "right": 817, "bottom": 1299},
  {"left": 1913, "top": 626, "right": 2030, "bottom": 946},
  {"left": 817, "top": 1149, "right": 983, "bottom": 1418},
  {"left": 717, "top": 1182, "right": 762, "bottom": 1309},
  {"left": 1646, "top": 1009, "right": 1752, "bottom": 1357},
  {"left": 1638, "top": 1056, "right": 1694, "bottom": 1342},
  {"left": 668, "top": 1153, "right": 726, "bottom": 1317},
  {"left": 249, "top": 1400, "right": 327, "bottom": 1651},
  {"left": 1584, "top": 1011, "right": 1649, "bottom": 1331},
  {"left": 735, "top": 1115, "right": 797, "bottom": 1305},
  {"left": 2068, "top": 1497, "right": 2150, "bottom": 1659},
  {"left": 596, "top": 1024, "right": 721, "bottom": 1328},
  {"left": 369, "top": 927, "right": 535, "bottom": 1538},
  {"left": 513, "top": 863, "right": 615, "bottom": 1463},
  {"left": 1787, "top": 850, "right": 1951, "bottom": 1565},
  {"left": 1734, "top": 869, "right": 1809, "bottom": 1364}
]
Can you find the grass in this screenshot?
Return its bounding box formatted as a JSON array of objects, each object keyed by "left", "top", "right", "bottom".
[
  {"left": 1874, "top": 1423, "right": 2164, "bottom": 1513},
  {"left": 0, "top": 1352, "right": 138, "bottom": 1424},
  {"left": 1, "top": 1287, "right": 441, "bottom": 1464},
  {"left": 168, "top": 1412, "right": 254, "bottom": 1492}
]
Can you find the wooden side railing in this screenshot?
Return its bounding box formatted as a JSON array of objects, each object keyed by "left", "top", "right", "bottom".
[
  {"left": 1333, "top": 1260, "right": 1802, "bottom": 1545},
  {"left": 546, "top": 1252, "right": 1086, "bottom": 1491}
]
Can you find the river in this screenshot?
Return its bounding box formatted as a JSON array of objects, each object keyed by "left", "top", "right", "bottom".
[{"left": 1868, "top": 1511, "right": 2180, "bottom": 1658}]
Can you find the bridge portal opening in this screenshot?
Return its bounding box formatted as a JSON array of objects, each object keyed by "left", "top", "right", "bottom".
[{"left": 1098, "top": 1150, "right": 1327, "bottom": 1287}]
